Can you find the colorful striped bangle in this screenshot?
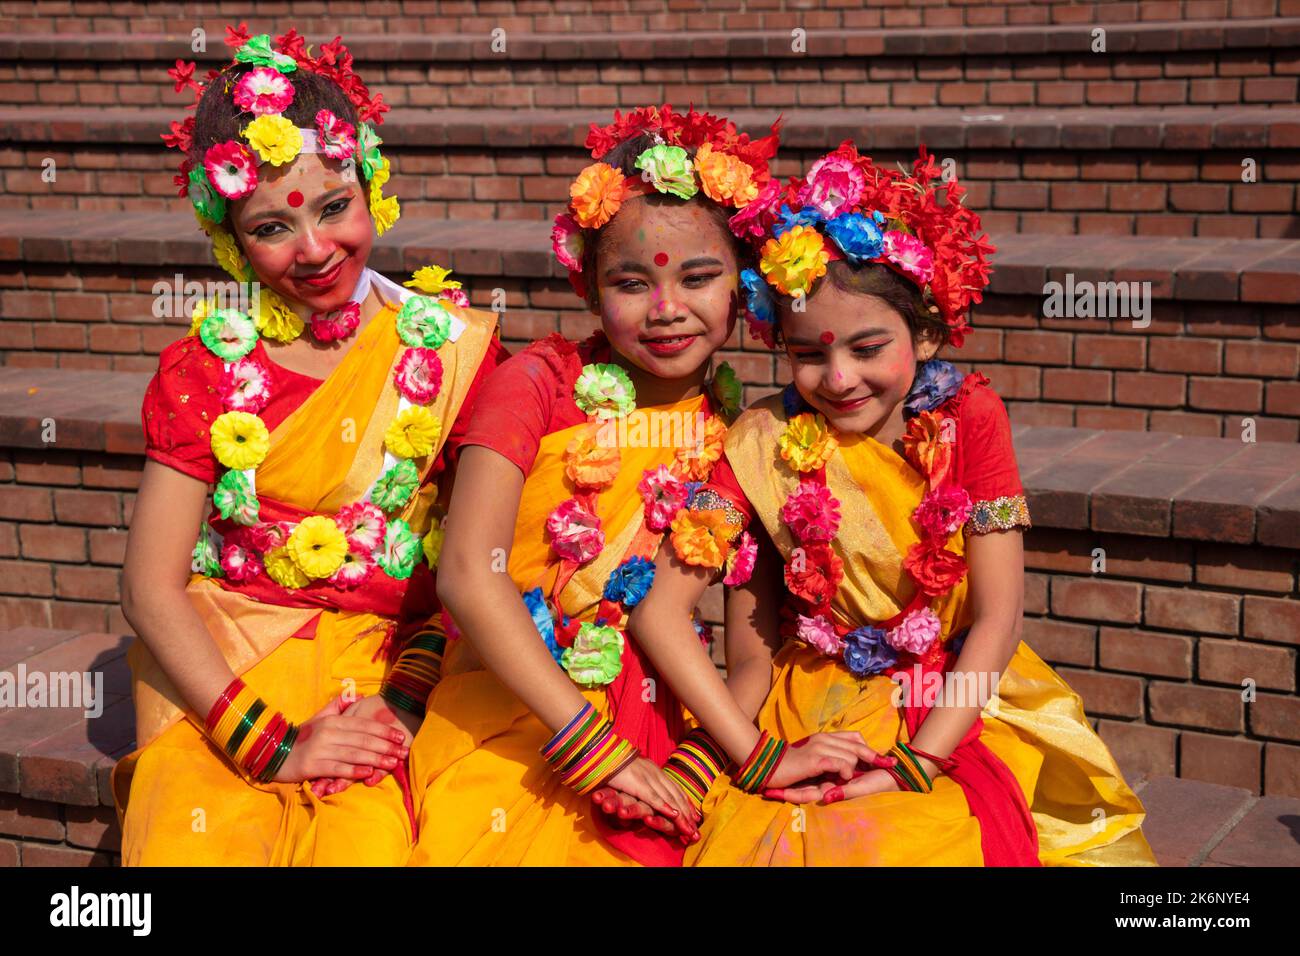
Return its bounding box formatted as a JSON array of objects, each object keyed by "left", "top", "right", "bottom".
[
  {"left": 204, "top": 677, "right": 297, "bottom": 783},
  {"left": 664, "top": 728, "right": 729, "bottom": 808},
  {"left": 733, "top": 730, "right": 788, "bottom": 794},
  {"left": 542, "top": 702, "right": 639, "bottom": 795},
  {"left": 888, "top": 743, "right": 934, "bottom": 794},
  {"left": 381, "top": 626, "right": 448, "bottom": 716}
]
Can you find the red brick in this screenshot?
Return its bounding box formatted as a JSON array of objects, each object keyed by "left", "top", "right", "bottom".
[
  {"left": 1243, "top": 596, "right": 1300, "bottom": 646},
  {"left": 1188, "top": 377, "right": 1262, "bottom": 413},
  {"left": 1264, "top": 742, "right": 1300, "bottom": 798},
  {"left": 1266, "top": 382, "right": 1300, "bottom": 416},
  {"left": 1200, "top": 639, "right": 1296, "bottom": 691},
  {"left": 52, "top": 489, "right": 121, "bottom": 527},
  {"left": 0, "top": 559, "right": 54, "bottom": 597},
  {"left": 1251, "top": 693, "right": 1300, "bottom": 742},
  {"left": 17, "top": 523, "right": 86, "bottom": 563},
  {"left": 1180, "top": 732, "right": 1261, "bottom": 792},
  {"left": 1148, "top": 338, "right": 1222, "bottom": 374},
  {"left": 1003, "top": 330, "right": 1071, "bottom": 366},
  {"left": 53, "top": 565, "right": 120, "bottom": 602},
  {"left": 1195, "top": 543, "right": 1295, "bottom": 593},
  {"left": 1145, "top": 586, "right": 1240, "bottom": 636},
  {"left": 0, "top": 487, "right": 54, "bottom": 522},
  {"left": 1073, "top": 334, "right": 1145, "bottom": 369},
  {"left": 1051, "top": 578, "right": 1143, "bottom": 624},
  {"left": 1114, "top": 371, "right": 1186, "bottom": 407},
  {"left": 1099, "top": 627, "right": 1193, "bottom": 679},
  {"left": 1097, "top": 720, "right": 1177, "bottom": 782},
  {"left": 1074, "top": 407, "right": 1148, "bottom": 431},
  {"left": 1225, "top": 341, "right": 1300, "bottom": 378},
  {"left": 0, "top": 792, "right": 64, "bottom": 841},
  {"left": 1109, "top": 183, "right": 1166, "bottom": 211},
  {"left": 1149, "top": 682, "right": 1244, "bottom": 732},
  {"left": 18, "top": 843, "right": 114, "bottom": 866},
  {"left": 1021, "top": 617, "right": 1096, "bottom": 666},
  {"left": 1049, "top": 182, "right": 1107, "bottom": 211},
  {"left": 1042, "top": 368, "right": 1112, "bottom": 403},
  {"left": 1170, "top": 183, "right": 1228, "bottom": 212},
  {"left": 1056, "top": 668, "right": 1144, "bottom": 718},
  {"left": 1024, "top": 572, "right": 1048, "bottom": 615},
  {"left": 64, "top": 804, "right": 120, "bottom": 852},
  {"left": 88, "top": 528, "right": 128, "bottom": 566}
]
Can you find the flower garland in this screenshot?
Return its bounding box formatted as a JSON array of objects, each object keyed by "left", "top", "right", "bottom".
[
  {"left": 165, "top": 28, "right": 400, "bottom": 293},
  {"left": 191, "top": 265, "right": 468, "bottom": 592},
  {"left": 551, "top": 104, "right": 782, "bottom": 299},
  {"left": 736, "top": 142, "right": 996, "bottom": 350},
  {"left": 525, "top": 358, "right": 740, "bottom": 687}
]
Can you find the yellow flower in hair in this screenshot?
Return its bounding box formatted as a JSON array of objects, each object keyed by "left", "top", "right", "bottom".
[
  {"left": 370, "top": 188, "right": 400, "bottom": 237},
  {"left": 777, "top": 412, "right": 838, "bottom": 474},
  {"left": 265, "top": 546, "right": 310, "bottom": 589},
  {"left": 369, "top": 155, "right": 391, "bottom": 190},
  {"left": 242, "top": 114, "right": 302, "bottom": 167},
  {"left": 569, "top": 162, "right": 626, "bottom": 229},
  {"left": 287, "top": 515, "right": 349, "bottom": 579},
  {"left": 761, "top": 225, "right": 830, "bottom": 298},
  {"left": 210, "top": 226, "right": 247, "bottom": 281},
  {"left": 385, "top": 405, "right": 441, "bottom": 459},
  {"left": 251, "top": 288, "right": 304, "bottom": 343},
  {"left": 695, "top": 142, "right": 759, "bottom": 208},
  {"left": 405, "top": 265, "right": 462, "bottom": 295},
  {"left": 210, "top": 411, "right": 271, "bottom": 471}
]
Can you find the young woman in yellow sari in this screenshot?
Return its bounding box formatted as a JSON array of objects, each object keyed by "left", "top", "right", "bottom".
[
  {"left": 402, "top": 105, "right": 785, "bottom": 866},
  {"left": 114, "top": 29, "right": 506, "bottom": 865},
  {"left": 629, "top": 142, "right": 1159, "bottom": 866}
]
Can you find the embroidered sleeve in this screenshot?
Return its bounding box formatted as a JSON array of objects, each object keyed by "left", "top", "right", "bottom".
[
  {"left": 966, "top": 495, "right": 1031, "bottom": 535},
  {"left": 955, "top": 383, "right": 1031, "bottom": 535},
  {"left": 142, "top": 337, "right": 224, "bottom": 483},
  {"left": 668, "top": 453, "right": 754, "bottom": 570}
]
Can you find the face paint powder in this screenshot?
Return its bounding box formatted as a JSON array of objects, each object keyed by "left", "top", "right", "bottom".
[
  {"left": 820, "top": 331, "right": 835, "bottom": 345},
  {"left": 287, "top": 190, "right": 304, "bottom": 208},
  {"left": 654, "top": 252, "right": 669, "bottom": 267}
]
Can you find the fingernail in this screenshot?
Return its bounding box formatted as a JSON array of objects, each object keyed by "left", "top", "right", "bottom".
[
  {"left": 762, "top": 788, "right": 781, "bottom": 799},
  {"left": 823, "top": 787, "right": 844, "bottom": 804}
]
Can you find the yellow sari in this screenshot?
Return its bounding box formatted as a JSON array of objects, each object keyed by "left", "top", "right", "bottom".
[
  {"left": 406, "top": 392, "right": 710, "bottom": 866},
  {"left": 114, "top": 299, "right": 499, "bottom": 866},
  {"left": 686, "top": 394, "right": 1157, "bottom": 867}
]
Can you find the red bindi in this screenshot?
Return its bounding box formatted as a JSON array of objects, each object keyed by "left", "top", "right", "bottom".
[
  {"left": 653, "top": 252, "right": 669, "bottom": 267},
  {"left": 287, "top": 190, "right": 304, "bottom": 208},
  {"left": 820, "top": 331, "right": 836, "bottom": 344}
]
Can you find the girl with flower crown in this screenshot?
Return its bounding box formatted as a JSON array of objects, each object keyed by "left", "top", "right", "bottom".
[
  {"left": 397, "top": 105, "right": 832, "bottom": 866},
  {"left": 626, "top": 142, "right": 1158, "bottom": 866},
  {"left": 113, "top": 28, "right": 508, "bottom": 865}
]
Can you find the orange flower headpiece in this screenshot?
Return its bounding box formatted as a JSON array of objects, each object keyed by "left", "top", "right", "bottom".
[
  {"left": 163, "top": 23, "right": 399, "bottom": 270},
  {"left": 740, "top": 142, "right": 996, "bottom": 349},
  {"left": 551, "top": 104, "right": 783, "bottom": 299}
]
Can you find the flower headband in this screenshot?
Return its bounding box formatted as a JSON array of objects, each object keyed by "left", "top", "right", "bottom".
[
  {"left": 551, "top": 104, "right": 782, "bottom": 299},
  {"left": 739, "top": 142, "right": 996, "bottom": 350},
  {"left": 164, "top": 25, "right": 399, "bottom": 287}
]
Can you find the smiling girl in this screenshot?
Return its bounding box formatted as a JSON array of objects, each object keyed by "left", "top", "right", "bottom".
[
  {"left": 628, "top": 142, "right": 1158, "bottom": 866},
  {"left": 402, "top": 105, "right": 781, "bottom": 866},
  {"left": 113, "top": 29, "right": 507, "bottom": 865}
]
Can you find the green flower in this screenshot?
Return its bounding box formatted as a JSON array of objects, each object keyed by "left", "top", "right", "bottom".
[
  {"left": 357, "top": 122, "right": 384, "bottom": 182},
  {"left": 371, "top": 458, "right": 419, "bottom": 512},
  {"left": 711, "top": 361, "right": 742, "bottom": 419},
  {"left": 634, "top": 144, "right": 697, "bottom": 200},
  {"left": 191, "top": 525, "right": 223, "bottom": 577},
  {"left": 199, "top": 309, "right": 258, "bottom": 362},
  {"left": 574, "top": 363, "right": 636, "bottom": 421},
  {"left": 188, "top": 165, "right": 227, "bottom": 223},
  {"left": 377, "top": 518, "right": 420, "bottom": 579},
  {"left": 213, "top": 469, "right": 260, "bottom": 526},
  {"left": 396, "top": 296, "right": 452, "bottom": 349},
  {"left": 561, "top": 622, "right": 624, "bottom": 687},
  {"left": 233, "top": 34, "right": 298, "bottom": 73}
]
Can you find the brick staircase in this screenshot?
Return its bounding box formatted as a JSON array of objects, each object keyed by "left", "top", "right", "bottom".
[{"left": 0, "top": 0, "right": 1297, "bottom": 865}]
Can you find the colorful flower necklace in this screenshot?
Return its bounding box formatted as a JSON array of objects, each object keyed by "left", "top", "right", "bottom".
[
  {"left": 191, "top": 265, "right": 468, "bottom": 592},
  {"left": 776, "top": 361, "right": 972, "bottom": 677},
  {"left": 526, "top": 359, "right": 741, "bottom": 687}
]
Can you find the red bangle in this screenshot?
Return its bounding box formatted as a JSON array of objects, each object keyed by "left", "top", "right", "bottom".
[
  {"left": 907, "top": 746, "right": 956, "bottom": 772},
  {"left": 204, "top": 677, "right": 245, "bottom": 732}
]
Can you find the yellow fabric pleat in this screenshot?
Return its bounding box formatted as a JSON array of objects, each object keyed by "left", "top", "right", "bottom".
[
  {"left": 688, "top": 394, "right": 1157, "bottom": 866},
  {"left": 407, "top": 393, "right": 707, "bottom": 866},
  {"left": 115, "top": 303, "right": 501, "bottom": 867}
]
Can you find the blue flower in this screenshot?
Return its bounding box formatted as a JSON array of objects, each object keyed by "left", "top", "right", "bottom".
[
  {"left": 603, "top": 556, "right": 656, "bottom": 608},
  {"left": 522, "top": 587, "right": 564, "bottom": 665},
  {"left": 824, "top": 211, "right": 884, "bottom": 264},
  {"left": 842, "top": 625, "right": 897, "bottom": 677},
  {"left": 781, "top": 382, "right": 808, "bottom": 418},
  {"left": 904, "top": 359, "right": 964, "bottom": 418},
  {"left": 771, "top": 204, "right": 825, "bottom": 238},
  {"left": 740, "top": 268, "right": 776, "bottom": 327},
  {"left": 683, "top": 480, "right": 703, "bottom": 508}
]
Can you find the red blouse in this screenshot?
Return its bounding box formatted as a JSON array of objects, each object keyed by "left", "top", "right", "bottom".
[{"left": 142, "top": 333, "right": 510, "bottom": 486}]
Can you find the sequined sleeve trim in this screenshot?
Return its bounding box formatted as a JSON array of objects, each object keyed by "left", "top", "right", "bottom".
[
  {"left": 965, "top": 495, "right": 1031, "bottom": 535},
  {"left": 688, "top": 489, "right": 747, "bottom": 541}
]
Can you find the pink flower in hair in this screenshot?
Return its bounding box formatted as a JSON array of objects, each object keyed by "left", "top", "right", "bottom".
[
  {"left": 219, "top": 357, "right": 271, "bottom": 413},
  {"left": 308, "top": 301, "right": 360, "bottom": 343},
  {"left": 335, "top": 502, "right": 387, "bottom": 553},
  {"left": 439, "top": 288, "right": 470, "bottom": 308},
  {"left": 315, "top": 109, "right": 358, "bottom": 160},
  {"left": 884, "top": 231, "right": 935, "bottom": 284},
  {"left": 233, "top": 67, "right": 295, "bottom": 116},
  {"left": 637, "top": 465, "right": 689, "bottom": 532},
  {"left": 546, "top": 498, "right": 604, "bottom": 564},
  {"left": 797, "top": 154, "right": 864, "bottom": 219},
  {"left": 551, "top": 213, "right": 584, "bottom": 271},
  {"left": 203, "top": 141, "right": 258, "bottom": 200},
  {"left": 394, "top": 347, "right": 444, "bottom": 404},
  {"left": 728, "top": 178, "right": 781, "bottom": 239}
]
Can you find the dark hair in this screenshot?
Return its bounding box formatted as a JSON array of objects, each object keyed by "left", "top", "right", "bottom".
[
  {"left": 190, "top": 65, "right": 367, "bottom": 228},
  {"left": 774, "top": 259, "right": 950, "bottom": 351},
  {"left": 578, "top": 133, "right": 755, "bottom": 312}
]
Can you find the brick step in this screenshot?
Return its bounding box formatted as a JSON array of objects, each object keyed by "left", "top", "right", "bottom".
[
  {"left": 2, "top": 210, "right": 1298, "bottom": 438},
  {"left": 3, "top": 105, "right": 1298, "bottom": 237},
  {"left": 2, "top": 19, "right": 1298, "bottom": 111},
  {"left": 0, "top": 0, "right": 1290, "bottom": 36}
]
